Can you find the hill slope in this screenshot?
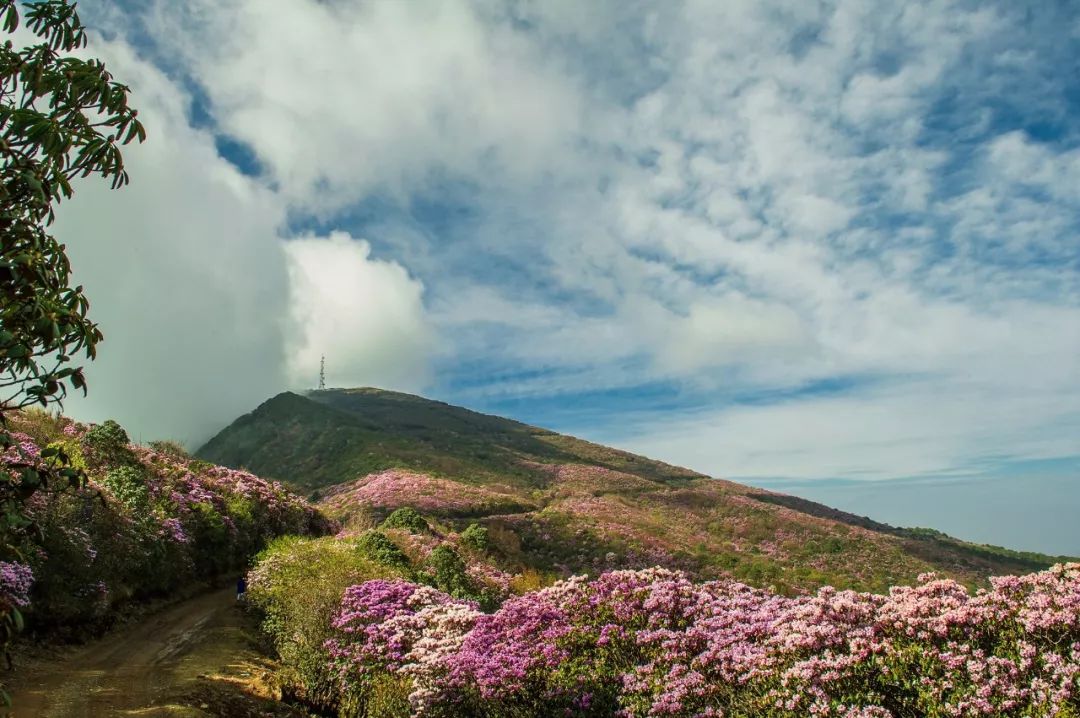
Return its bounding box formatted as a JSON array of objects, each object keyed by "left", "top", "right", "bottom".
[
  {"left": 197, "top": 388, "right": 702, "bottom": 492},
  {"left": 198, "top": 388, "right": 1072, "bottom": 592}
]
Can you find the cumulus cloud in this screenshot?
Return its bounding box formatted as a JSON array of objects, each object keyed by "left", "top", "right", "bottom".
[
  {"left": 140, "top": 0, "right": 584, "bottom": 211},
  {"left": 51, "top": 34, "right": 433, "bottom": 445},
  {"left": 284, "top": 233, "right": 432, "bottom": 391},
  {"left": 51, "top": 38, "right": 290, "bottom": 444}
]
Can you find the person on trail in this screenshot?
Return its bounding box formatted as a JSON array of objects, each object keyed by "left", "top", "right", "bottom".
[{"left": 236, "top": 575, "right": 247, "bottom": 601}]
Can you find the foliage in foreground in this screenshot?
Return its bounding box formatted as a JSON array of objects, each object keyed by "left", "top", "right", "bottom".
[
  {"left": 0, "top": 0, "right": 145, "bottom": 416},
  {"left": 246, "top": 519, "right": 542, "bottom": 714},
  {"left": 258, "top": 551, "right": 1080, "bottom": 718},
  {"left": 0, "top": 411, "right": 326, "bottom": 637},
  {"left": 246, "top": 535, "right": 401, "bottom": 711},
  {"left": 1, "top": 0, "right": 146, "bottom": 674}
]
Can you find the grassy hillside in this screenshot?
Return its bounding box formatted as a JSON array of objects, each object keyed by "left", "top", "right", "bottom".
[
  {"left": 197, "top": 388, "right": 701, "bottom": 492},
  {"left": 198, "top": 388, "right": 1073, "bottom": 593}
]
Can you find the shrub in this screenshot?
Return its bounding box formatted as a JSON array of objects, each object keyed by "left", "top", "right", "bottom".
[
  {"left": 101, "top": 466, "right": 149, "bottom": 511},
  {"left": 3, "top": 415, "right": 323, "bottom": 638},
  {"left": 381, "top": 507, "right": 429, "bottom": 534},
  {"left": 246, "top": 536, "right": 403, "bottom": 712},
  {"left": 356, "top": 531, "right": 412, "bottom": 572},
  {"left": 82, "top": 420, "right": 135, "bottom": 468},
  {"left": 459, "top": 523, "right": 489, "bottom": 552},
  {"left": 422, "top": 544, "right": 499, "bottom": 611},
  {"left": 424, "top": 545, "right": 470, "bottom": 597},
  {"left": 147, "top": 440, "right": 189, "bottom": 459},
  {"left": 325, "top": 579, "right": 481, "bottom": 716}
]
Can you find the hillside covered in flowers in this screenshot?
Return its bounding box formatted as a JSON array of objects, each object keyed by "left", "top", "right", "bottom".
[
  {"left": 249, "top": 520, "right": 1080, "bottom": 717},
  {"left": 197, "top": 387, "right": 1080, "bottom": 716},
  {"left": 0, "top": 410, "right": 327, "bottom": 638},
  {"left": 203, "top": 389, "right": 1071, "bottom": 594}
]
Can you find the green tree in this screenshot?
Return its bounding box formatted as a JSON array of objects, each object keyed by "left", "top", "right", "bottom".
[
  {"left": 1, "top": 0, "right": 143, "bottom": 413},
  {"left": 0, "top": 0, "right": 144, "bottom": 693}
]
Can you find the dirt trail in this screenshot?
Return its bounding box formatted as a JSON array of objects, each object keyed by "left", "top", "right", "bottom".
[{"left": 6, "top": 588, "right": 306, "bottom": 717}]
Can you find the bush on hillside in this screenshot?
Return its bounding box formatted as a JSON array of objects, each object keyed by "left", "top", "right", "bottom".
[
  {"left": 246, "top": 536, "right": 403, "bottom": 712},
  {"left": 101, "top": 466, "right": 149, "bottom": 511},
  {"left": 246, "top": 521, "right": 535, "bottom": 711},
  {"left": 147, "top": 440, "right": 189, "bottom": 459},
  {"left": 459, "top": 523, "right": 489, "bottom": 552},
  {"left": 421, "top": 544, "right": 505, "bottom": 608},
  {"left": 3, "top": 414, "right": 325, "bottom": 636},
  {"left": 381, "top": 507, "right": 429, "bottom": 534},
  {"left": 82, "top": 420, "right": 135, "bottom": 468},
  {"left": 356, "top": 531, "right": 412, "bottom": 573}
]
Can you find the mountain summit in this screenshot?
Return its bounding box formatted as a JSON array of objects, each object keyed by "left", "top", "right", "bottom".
[{"left": 198, "top": 388, "right": 1070, "bottom": 592}]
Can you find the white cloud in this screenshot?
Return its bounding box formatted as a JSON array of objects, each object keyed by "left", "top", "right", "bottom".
[
  {"left": 53, "top": 38, "right": 291, "bottom": 445},
  {"left": 142, "top": 0, "right": 584, "bottom": 211},
  {"left": 284, "top": 233, "right": 433, "bottom": 391},
  {"left": 614, "top": 372, "right": 1080, "bottom": 481},
  {"left": 52, "top": 34, "right": 434, "bottom": 445}
]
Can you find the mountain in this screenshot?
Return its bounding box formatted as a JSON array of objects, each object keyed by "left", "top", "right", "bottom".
[
  {"left": 197, "top": 388, "right": 1073, "bottom": 593},
  {"left": 196, "top": 388, "right": 702, "bottom": 492}
]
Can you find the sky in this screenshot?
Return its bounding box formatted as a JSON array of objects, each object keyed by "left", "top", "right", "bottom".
[{"left": 38, "top": 1, "right": 1079, "bottom": 553}]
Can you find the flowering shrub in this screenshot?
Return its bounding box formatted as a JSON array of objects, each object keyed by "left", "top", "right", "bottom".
[
  {"left": 245, "top": 535, "right": 403, "bottom": 712},
  {"left": 0, "top": 562, "right": 33, "bottom": 610},
  {"left": 313, "top": 564, "right": 1080, "bottom": 717},
  {"left": 326, "top": 579, "right": 482, "bottom": 715},
  {"left": 2, "top": 412, "right": 327, "bottom": 635}
]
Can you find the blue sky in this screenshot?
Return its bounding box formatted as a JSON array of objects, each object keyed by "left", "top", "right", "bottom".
[{"left": 48, "top": 1, "right": 1079, "bottom": 552}]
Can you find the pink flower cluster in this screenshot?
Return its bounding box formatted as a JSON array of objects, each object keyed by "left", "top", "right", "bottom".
[
  {"left": 0, "top": 561, "right": 34, "bottom": 609},
  {"left": 326, "top": 564, "right": 1080, "bottom": 717},
  {"left": 1, "top": 431, "right": 43, "bottom": 478},
  {"left": 132, "top": 445, "right": 322, "bottom": 537},
  {"left": 160, "top": 517, "right": 190, "bottom": 544},
  {"left": 326, "top": 579, "right": 483, "bottom": 714}
]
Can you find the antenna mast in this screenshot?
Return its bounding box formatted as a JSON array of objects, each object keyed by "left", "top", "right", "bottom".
[{"left": 318, "top": 355, "right": 326, "bottom": 391}]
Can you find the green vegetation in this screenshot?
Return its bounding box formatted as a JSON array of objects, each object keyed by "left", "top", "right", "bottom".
[
  {"left": 245, "top": 517, "right": 1080, "bottom": 717},
  {"left": 0, "top": 0, "right": 144, "bottom": 416},
  {"left": 380, "top": 507, "right": 429, "bottom": 534},
  {"left": 196, "top": 389, "right": 701, "bottom": 492},
  {"left": 247, "top": 526, "right": 508, "bottom": 713},
  {"left": 356, "top": 531, "right": 411, "bottom": 572},
  {"left": 460, "top": 523, "right": 489, "bottom": 552},
  {"left": 246, "top": 535, "right": 400, "bottom": 712},
  {"left": 0, "top": 0, "right": 145, "bottom": 690},
  {"left": 3, "top": 410, "right": 324, "bottom": 641}
]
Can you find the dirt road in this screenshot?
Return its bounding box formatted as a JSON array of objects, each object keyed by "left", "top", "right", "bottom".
[{"left": 6, "top": 588, "right": 307, "bottom": 717}]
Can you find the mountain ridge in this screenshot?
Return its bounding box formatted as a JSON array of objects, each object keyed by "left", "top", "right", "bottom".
[{"left": 197, "top": 388, "right": 1073, "bottom": 592}]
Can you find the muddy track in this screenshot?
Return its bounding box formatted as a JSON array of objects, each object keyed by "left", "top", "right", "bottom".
[{"left": 5, "top": 588, "right": 304, "bottom": 717}]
